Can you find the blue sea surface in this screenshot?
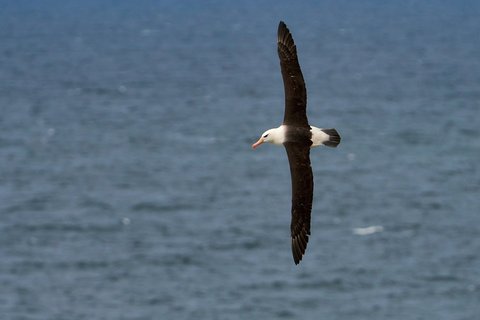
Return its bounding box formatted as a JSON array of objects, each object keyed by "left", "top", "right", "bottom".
[{"left": 1, "top": 1, "right": 479, "bottom": 319}]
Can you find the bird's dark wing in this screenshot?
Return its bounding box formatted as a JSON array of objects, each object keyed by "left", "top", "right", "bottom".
[
  {"left": 284, "top": 141, "right": 313, "bottom": 264},
  {"left": 278, "top": 21, "right": 308, "bottom": 127}
]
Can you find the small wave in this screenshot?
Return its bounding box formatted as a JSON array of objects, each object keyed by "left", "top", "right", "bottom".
[
  {"left": 167, "top": 132, "right": 219, "bottom": 144},
  {"left": 131, "top": 201, "right": 193, "bottom": 212},
  {"left": 9, "top": 223, "right": 120, "bottom": 233}
]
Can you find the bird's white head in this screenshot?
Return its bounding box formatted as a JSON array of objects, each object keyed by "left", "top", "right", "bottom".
[{"left": 251, "top": 126, "right": 285, "bottom": 149}]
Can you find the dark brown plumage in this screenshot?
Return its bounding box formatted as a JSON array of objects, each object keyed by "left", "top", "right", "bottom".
[
  {"left": 252, "top": 21, "right": 341, "bottom": 265},
  {"left": 284, "top": 141, "right": 313, "bottom": 265},
  {"left": 278, "top": 21, "right": 313, "bottom": 264},
  {"left": 278, "top": 21, "right": 308, "bottom": 128}
]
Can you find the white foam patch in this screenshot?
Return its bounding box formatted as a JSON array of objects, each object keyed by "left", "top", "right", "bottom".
[
  {"left": 117, "top": 85, "right": 127, "bottom": 93},
  {"left": 352, "top": 225, "right": 384, "bottom": 236}
]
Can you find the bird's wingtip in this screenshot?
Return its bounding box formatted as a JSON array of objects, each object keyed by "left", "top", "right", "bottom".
[
  {"left": 292, "top": 232, "right": 309, "bottom": 265},
  {"left": 278, "top": 21, "right": 288, "bottom": 34}
]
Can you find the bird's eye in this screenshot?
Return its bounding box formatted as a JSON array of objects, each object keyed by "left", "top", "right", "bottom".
[{"left": 263, "top": 134, "right": 269, "bottom": 138}]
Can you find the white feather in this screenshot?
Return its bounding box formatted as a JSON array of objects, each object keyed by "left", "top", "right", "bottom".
[{"left": 310, "top": 126, "right": 331, "bottom": 147}]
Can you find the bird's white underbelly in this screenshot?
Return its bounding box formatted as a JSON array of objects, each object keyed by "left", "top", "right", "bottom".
[{"left": 310, "top": 126, "right": 330, "bottom": 147}]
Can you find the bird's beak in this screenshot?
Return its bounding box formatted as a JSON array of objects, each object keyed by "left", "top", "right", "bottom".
[{"left": 252, "top": 138, "right": 264, "bottom": 149}]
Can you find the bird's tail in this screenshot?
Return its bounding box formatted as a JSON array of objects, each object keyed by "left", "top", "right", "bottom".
[{"left": 321, "top": 128, "right": 341, "bottom": 147}]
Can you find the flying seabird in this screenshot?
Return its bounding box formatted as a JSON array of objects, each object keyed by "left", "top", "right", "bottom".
[{"left": 252, "top": 21, "right": 341, "bottom": 265}]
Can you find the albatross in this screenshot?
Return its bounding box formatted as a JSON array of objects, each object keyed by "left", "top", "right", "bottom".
[{"left": 252, "top": 21, "right": 341, "bottom": 265}]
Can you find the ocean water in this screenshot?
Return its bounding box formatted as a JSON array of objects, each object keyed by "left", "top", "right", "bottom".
[{"left": 1, "top": 1, "right": 479, "bottom": 319}]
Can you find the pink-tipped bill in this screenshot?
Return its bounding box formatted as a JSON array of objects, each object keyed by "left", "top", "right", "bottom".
[{"left": 252, "top": 138, "right": 264, "bottom": 149}]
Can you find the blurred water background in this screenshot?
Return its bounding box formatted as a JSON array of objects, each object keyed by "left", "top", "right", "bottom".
[{"left": 1, "top": 0, "right": 479, "bottom": 319}]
